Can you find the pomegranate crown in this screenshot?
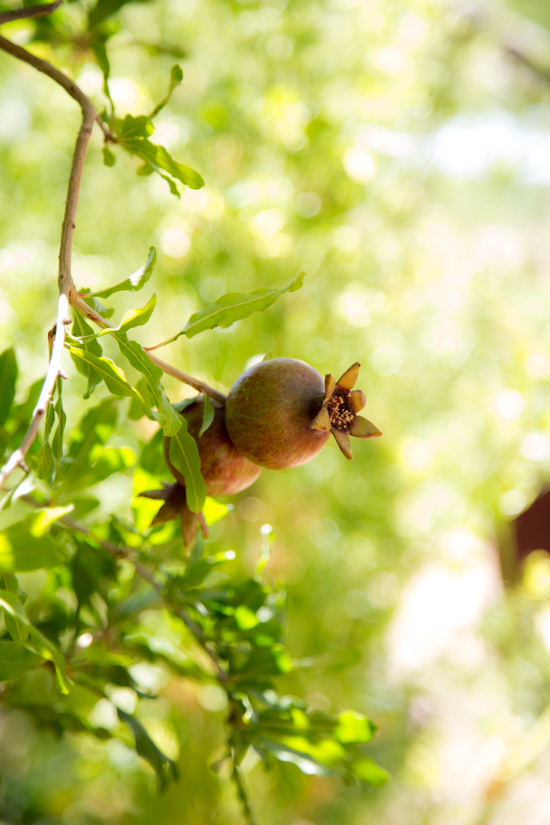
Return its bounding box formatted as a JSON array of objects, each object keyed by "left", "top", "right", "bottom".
[{"left": 310, "top": 362, "right": 381, "bottom": 460}]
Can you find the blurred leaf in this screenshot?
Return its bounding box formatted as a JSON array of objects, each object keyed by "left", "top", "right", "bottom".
[
  {"left": 51, "top": 378, "right": 66, "bottom": 461},
  {"left": 97, "top": 293, "right": 157, "bottom": 336},
  {"left": 88, "top": 0, "right": 154, "bottom": 29},
  {"left": 0, "top": 590, "right": 70, "bottom": 693},
  {"left": 335, "top": 711, "right": 376, "bottom": 744},
  {"left": 349, "top": 758, "right": 389, "bottom": 786},
  {"left": 117, "top": 137, "right": 204, "bottom": 192},
  {"left": 0, "top": 642, "right": 45, "bottom": 682},
  {"left": 179, "top": 272, "right": 305, "bottom": 339},
  {"left": 0, "top": 513, "right": 66, "bottom": 572},
  {"left": 117, "top": 708, "right": 177, "bottom": 792},
  {"left": 116, "top": 114, "right": 155, "bottom": 140},
  {"left": 2, "top": 572, "right": 28, "bottom": 644},
  {"left": 34, "top": 442, "right": 54, "bottom": 480},
  {"left": 91, "top": 247, "right": 156, "bottom": 298},
  {"left": 0, "top": 348, "right": 18, "bottom": 426},
  {"left": 168, "top": 419, "right": 206, "bottom": 513},
  {"left": 150, "top": 64, "right": 183, "bottom": 118},
  {"left": 58, "top": 399, "right": 116, "bottom": 495},
  {"left": 103, "top": 146, "right": 116, "bottom": 166}
]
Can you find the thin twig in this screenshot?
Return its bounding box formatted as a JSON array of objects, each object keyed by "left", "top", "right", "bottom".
[
  {"left": 0, "top": 31, "right": 104, "bottom": 490},
  {"left": 0, "top": 0, "right": 62, "bottom": 26},
  {"left": 71, "top": 294, "right": 227, "bottom": 404},
  {"left": 0, "top": 31, "right": 99, "bottom": 488}
]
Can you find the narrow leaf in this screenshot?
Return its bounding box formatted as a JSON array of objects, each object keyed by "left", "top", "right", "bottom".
[
  {"left": 51, "top": 378, "right": 66, "bottom": 461},
  {"left": 34, "top": 442, "right": 55, "bottom": 479},
  {"left": 68, "top": 348, "right": 147, "bottom": 410},
  {"left": 2, "top": 572, "right": 28, "bottom": 644},
  {"left": 179, "top": 272, "right": 305, "bottom": 339},
  {"left": 199, "top": 395, "right": 215, "bottom": 437},
  {"left": 91, "top": 248, "right": 156, "bottom": 299},
  {"left": 0, "top": 348, "right": 18, "bottom": 426},
  {"left": 168, "top": 419, "right": 206, "bottom": 513},
  {"left": 97, "top": 293, "right": 157, "bottom": 336},
  {"left": 150, "top": 64, "right": 183, "bottom": 118}
]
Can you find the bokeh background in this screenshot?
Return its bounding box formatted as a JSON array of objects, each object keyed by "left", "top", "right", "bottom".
[{"left": 2, "top": 0, "right": 550, "bottom": 822}]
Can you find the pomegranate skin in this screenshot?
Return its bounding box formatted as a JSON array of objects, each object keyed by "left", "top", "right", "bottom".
[
  {"left": 164, "top": 398, "right": 261, "bottom": 496},
  {"left": 225, "top": 358, "right": 330, "bottom": 470}
]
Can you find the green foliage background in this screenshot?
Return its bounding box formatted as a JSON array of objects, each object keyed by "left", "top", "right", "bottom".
[{"left": 2, "top": 0, "right": 550, "bottom": 823}]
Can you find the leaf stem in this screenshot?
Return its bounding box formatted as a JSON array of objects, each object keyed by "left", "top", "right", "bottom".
[{"left": 71, "top": 295, "right": 227, "bottom": 404}]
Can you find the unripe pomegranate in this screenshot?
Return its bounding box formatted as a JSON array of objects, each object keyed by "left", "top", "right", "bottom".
[
  {"left": 225, "top": 358, "right": 381, "bottom": 469},
  {"left": 141, "top": 397, "right": 261, "bottom": 545},
  {"left": 164, "top": 397, "right": 261, "bottom": 497}
]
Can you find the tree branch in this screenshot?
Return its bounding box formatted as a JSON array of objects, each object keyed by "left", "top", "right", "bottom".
[
  {"left": 71, "top": 294, "right": 228, "bottom": 405},
  {"left": 0, "top": 1, "right": 62, "bottom": 26},
  {"left": 0, "top": 31, "right": 101, "bottom": 489}
]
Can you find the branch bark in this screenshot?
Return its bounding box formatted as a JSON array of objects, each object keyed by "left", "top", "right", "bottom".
[
  {"left": 71, "top": 294, "right": 228, "bottom": 405},
  {"left": 0, "top": 1, "right": 62, "bottom": 26},
  {"left": 0, "top": 32, "right": 99, "bottom": 489}
]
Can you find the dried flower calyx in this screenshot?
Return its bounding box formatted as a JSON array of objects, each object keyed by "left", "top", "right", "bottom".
[{"left": 310, "top": 362, "right": 381, "bottom": 460}]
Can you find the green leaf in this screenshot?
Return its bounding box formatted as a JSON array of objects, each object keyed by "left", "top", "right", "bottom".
[
  {"left": 91, "top": 248, "right": 156, "bottom": 299},
  {"left": 113, "top": 335, "right": 181, "bottom": 436},
  {"left": 103, "top": 146, "right": 116, "bottom": 167},
  {"left": 199, "top": 395, "right": 215, "bottom": 436},
  {"left": 0, "top": 512, "right": 67, "bottom": 572},
  {"left": 97, "top": 293, "right": 157, "bottom": 336},
  {"left": 71, "top": 311, "right": 103, "bottom": 398},
  {"left": 0, "top": 348, "right": 18, "bottom": 426},
  {"left": 179, "top": 272, "right": 305, "bottom": 339},
  {"left": 335, "top": 711, "right": 375, "bottom": 744},
  {"left": 0, "top": 641, "right": 45, "bottom": 682},
  {"left": 349, "top": 758, "right": 389, "bottom": 786},
  {"left": 117, "top": 708, "right": 177, "bottom": 792},
  {"left": 51, "top": 378, "right": 66, "bottom": 461},
  {"left": 0, "top": 589, "right": 70, "bottom": 693},
  {"left": 118, "top": 137, "right": 204, "bottom": 191},
  {"left": 2, "top": 572, "right": 28, "bottom": 644},
  {"left": 67, "top": 349, "right": 148, "bottom": 412},
  {"left": 150, "top": 64, "right": 183, "bottom": 119},
  {"left": 168, "top": 420, "right": 206, "bottom": 513},
  {"left": 88, "top": 0, "right": 140, "bottom": 29},
  {"left": 116, "top": 114, "right": 155, "bottom": 140},
  {"left": 34, "top": 442, "right": 55, "bottom": 479},
  {"left": 58, "top": 400, "right": 117, "bottom": 495}
]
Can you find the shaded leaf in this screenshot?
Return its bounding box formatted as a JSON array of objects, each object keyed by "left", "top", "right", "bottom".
[
  {"left": 67, "top": 348, "right": 149, "bottom": 414},
  {"left": 117, "top": 708, "right": 177, "bottom": 792},
  {"left": 34, "top": 442, "right": 54, "bottom": 480},
  {"left": 103, "top": 146, "right": 116, "bottom": 167},
  {"left": 71, "top": 311, "right": 103, "bottom": 398},
  {"left": 0, "top": 589, "right": 70, "bottom": 693},
  {"left": 0, "top": 348, "right": 18, "bottom": 426},
  {"left": 0, "top": 642, "right": 45, "bottom": 682},
  {"left": 168, "top": 419, "right": 206, "bottom": 513},
  {"left": 2, "top": 572, "right": 28, "bottom": 644}
]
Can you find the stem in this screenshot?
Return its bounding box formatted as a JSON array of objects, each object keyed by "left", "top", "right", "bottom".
[
  {"left": 71, "top": 295, "right": 227, "bottom": 405},
  {"left": 230, "top": 757, "right": 257, "bottom": 825},
  {"left": 0, "top": 31, "right": 100, "bottom": 489},
  {"left": 0, "top": 297, "right": 70, "bottom": 489},
  {"left": 0, "top": 1, "right": 62, "bottom": 25}
]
